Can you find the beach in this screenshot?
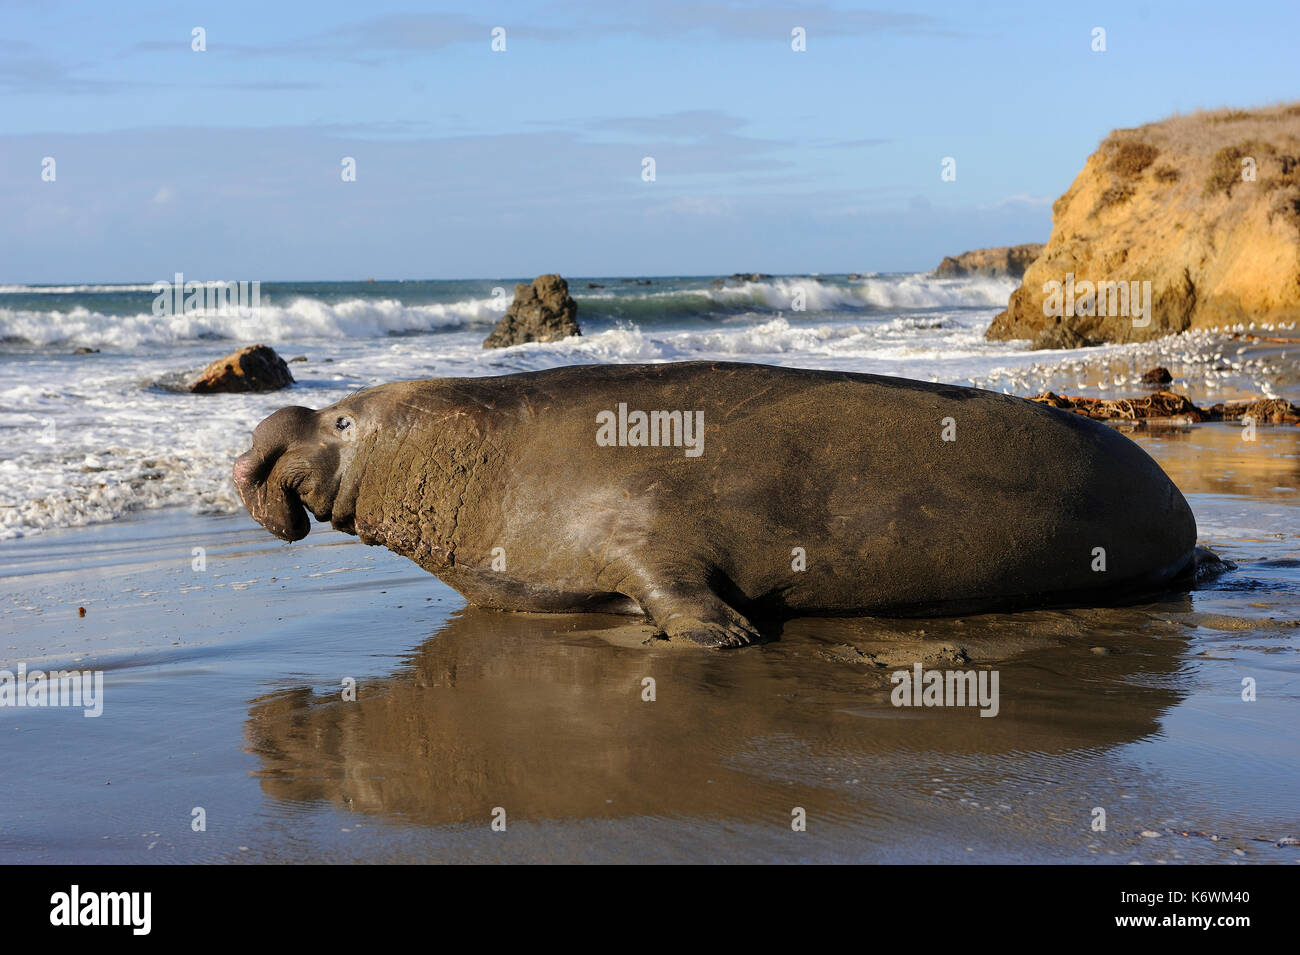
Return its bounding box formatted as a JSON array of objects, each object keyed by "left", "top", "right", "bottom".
[{"left": 2, "top": 370, "right": 1297, "bottom": 862}]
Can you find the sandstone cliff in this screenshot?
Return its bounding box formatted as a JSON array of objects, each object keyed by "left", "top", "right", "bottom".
[
  {"left": 987, "top": 103, "right": 1300, "bottom": 348},
  {"left": 934, "top": 243, "right": 1044, "bottom": 278}
]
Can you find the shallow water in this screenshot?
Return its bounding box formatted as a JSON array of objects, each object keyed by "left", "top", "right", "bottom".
[{"left": 1, "top": 424, "right": 1296, "bottom": 863}]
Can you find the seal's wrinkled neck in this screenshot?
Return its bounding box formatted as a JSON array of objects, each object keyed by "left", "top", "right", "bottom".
[{"left": 351, "top": 395, "right": 485, "bottom": 572}]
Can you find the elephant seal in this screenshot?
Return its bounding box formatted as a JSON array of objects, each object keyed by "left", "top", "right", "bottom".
[{"left": 233, "top": 361, "right": 1197, "bottom": 647}]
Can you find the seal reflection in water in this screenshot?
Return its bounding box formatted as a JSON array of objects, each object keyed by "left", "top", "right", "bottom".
[
  {"left": 234, "top": 361, "right": 1198, "bottom": 647},
  {"left": 244, "top": 607, "right": 1191, "bottom": 837}
]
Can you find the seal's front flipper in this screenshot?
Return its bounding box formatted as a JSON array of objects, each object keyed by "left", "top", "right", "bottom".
[
  {"left": 621, "top": 576, "right": 759, "bottom": 648},
  {"left": 663, "top": 610, "right": 760, "bottom": 649}
]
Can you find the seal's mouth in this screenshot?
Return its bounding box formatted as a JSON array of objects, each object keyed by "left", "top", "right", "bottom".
[{"left": 233, "top": 449, "right": 311, "bottom": 542}]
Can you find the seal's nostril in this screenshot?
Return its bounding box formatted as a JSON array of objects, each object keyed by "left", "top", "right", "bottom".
[
  {"left": 233, "top": 449, "right": 276, "bottom": 491},
  {"left": 232, "top": 455, "right": 257, "bottom": 488}
]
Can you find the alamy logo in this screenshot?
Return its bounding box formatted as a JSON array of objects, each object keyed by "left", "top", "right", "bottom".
[
  {"left": 1042, "top": 272, "right": 1152, "bottom": 327},
  {"left": 0, "top": 663, "right": 103, "bottom": 717},
  {"left": 152, "top": 272, "right": 260, "bottom": 317},
  {"left": 596, "top": 403, "right": 704, "bottom": 457},
  {"left": 890, "top": 663, "right": 1000, "bottom": 717},
  {"left": 50, "top": 886, "right": 150, "bottom": 935}
]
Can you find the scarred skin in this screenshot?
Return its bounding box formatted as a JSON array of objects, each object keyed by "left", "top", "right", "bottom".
[{"left": 233, "top": 361, "right": 1198, "bottom": 648}]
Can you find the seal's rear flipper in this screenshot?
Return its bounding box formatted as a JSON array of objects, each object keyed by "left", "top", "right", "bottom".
[{"left": 1191, "top": 545, "right": 1236, "bottom": 585}]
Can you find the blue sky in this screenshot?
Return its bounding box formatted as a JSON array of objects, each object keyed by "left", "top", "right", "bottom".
[{"left": 1, "top": 0, "right": 1296, "bottom": 282}]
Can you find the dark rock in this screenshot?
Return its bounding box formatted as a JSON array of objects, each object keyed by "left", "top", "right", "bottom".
[
  {"left": 1032, "top": 324, "right": 1102, "bottom": 350},
  {"left": 712, "top": 273, "right": 774, "bottom": 288},
  {"left": 482, "top": 274, "right": 581, "bottom": 349},
  {"left": 934, "top": 244, "right": 1044, "bottom": 278},
  {"left": 1140, "top": 366, "right": 1173, "bottom": 385},
  {"left": 190, "top": 344, "right": 294, "bottom": 394}
]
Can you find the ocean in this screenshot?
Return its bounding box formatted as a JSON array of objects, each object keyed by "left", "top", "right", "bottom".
[{"left": 0, "top": 272, "right": 1014, "bottom": 539}]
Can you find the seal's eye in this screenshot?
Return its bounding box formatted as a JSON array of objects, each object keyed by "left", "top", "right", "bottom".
[{"left": 335, "top": 416, "right": 353, "bottom": 432}]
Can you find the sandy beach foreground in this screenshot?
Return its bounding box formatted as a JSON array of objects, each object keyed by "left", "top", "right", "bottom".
[{"left": 1, "top": 424, "right": 1297, "bottom": 864}]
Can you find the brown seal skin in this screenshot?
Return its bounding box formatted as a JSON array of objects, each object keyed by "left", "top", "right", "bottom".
[{"left": 233, "top": 361, "right": 1198, "bottom": 648}]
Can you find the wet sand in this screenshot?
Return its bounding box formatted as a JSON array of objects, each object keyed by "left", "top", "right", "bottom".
[{"left": 1, "top": 425, "right": 1297, "bottom": 863}]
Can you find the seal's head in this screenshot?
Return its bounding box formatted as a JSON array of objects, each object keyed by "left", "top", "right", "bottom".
[{"left": 234, "top": 400, "right": 368, "bottom": 541}]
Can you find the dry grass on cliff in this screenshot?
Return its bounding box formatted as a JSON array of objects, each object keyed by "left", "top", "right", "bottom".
[
  {"left": 1160, "top": 102, "right": 1300, "bottom": 144},
  {"left": 1092, "top": 183, "right": 1136, "bottom": 215},
  {"left": 1204, "top": 141, "right": 1276, "bottom": 197},
  {"left": 1109, "top": 141, "right": 1160, "bottom": 178},
  {"left": 1092, "top": 103, "right": 1300, "bottom": 209}
]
